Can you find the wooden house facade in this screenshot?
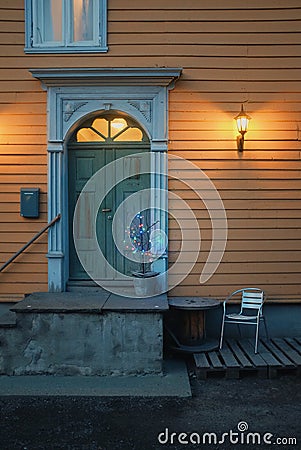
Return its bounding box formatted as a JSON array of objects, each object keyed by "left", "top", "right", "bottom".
[{"left": 0, "top": 0, "right": 300, "bottom": 310}]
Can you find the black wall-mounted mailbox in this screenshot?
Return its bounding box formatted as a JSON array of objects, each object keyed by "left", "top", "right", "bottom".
[{"left": 20, "top": 188, "right": 40, "bottom": 218}]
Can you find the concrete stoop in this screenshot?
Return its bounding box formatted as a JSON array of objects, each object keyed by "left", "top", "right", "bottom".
[{"left": 0, "top": 292, "right": 169, "bottom": 377}]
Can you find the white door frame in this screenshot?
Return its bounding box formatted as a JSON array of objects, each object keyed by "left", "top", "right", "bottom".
[{"left": 30, "top": 68, "right": 182, "bottom": 292}]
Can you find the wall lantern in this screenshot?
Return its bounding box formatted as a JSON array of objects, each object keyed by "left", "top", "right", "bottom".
[{"left": 234, "top": 104, "right": 251, "bottom": 152}]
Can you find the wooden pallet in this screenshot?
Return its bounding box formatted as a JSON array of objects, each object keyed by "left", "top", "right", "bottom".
[{"left": 193, "top": 337, "right": 301, "bottom": 380}]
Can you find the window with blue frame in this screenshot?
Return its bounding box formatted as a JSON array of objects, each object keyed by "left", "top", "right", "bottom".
[{"left": 25, "top": 0, "right": 107, "bottom": 53}]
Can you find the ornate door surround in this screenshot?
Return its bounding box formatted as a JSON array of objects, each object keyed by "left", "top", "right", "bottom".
[{"left": 30, "top": 68, "right": 182, "bottom": 291}]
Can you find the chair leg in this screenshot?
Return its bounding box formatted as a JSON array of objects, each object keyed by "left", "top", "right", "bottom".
[
  {"left": 219, "top": 316, "right": 225, "bottom": 349},
  {"left": 255, "top": 318, "right": 260, "bottom": 353}
]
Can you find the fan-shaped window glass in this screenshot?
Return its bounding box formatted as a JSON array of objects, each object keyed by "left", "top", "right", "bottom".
[
  {"left": 76, "top": 116, "right": 144, "bottom": 142},
  {"left": 92, "top": 118, "right": 108, "bottom": 137},
  {"left": 77, "top": 128, "right": 105, "bottom": 142},
  {"left": 114, "top": 127, "right": 143, "bottom": 142},
  {"left": 110, "top": 118, "right": 127, "bottom": 137}
]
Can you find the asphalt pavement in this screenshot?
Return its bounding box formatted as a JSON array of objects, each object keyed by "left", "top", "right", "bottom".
[{"left": 0, "top": 366, "right": 300, "bottom": 450}]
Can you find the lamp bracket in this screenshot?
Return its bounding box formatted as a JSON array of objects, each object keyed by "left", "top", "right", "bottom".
[{"left": 237, "top": 134, "right": 244, "bottom": 152}]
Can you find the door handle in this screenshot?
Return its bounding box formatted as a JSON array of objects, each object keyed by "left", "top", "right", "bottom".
[{"left": 102, "top": 208, "right": 112, "bottom": 212}]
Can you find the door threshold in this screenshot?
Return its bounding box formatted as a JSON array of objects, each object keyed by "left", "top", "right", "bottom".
[{"left": 67, "top": 279, "right": 134, "bottom": 294}]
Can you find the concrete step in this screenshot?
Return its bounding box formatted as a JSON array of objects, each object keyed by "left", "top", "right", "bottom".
[
  {"left": 0, "top": 310, "right": 17, "bottom": 328},
  {"left": 1, "top": 292, "right": 168, "bottom": 376}
]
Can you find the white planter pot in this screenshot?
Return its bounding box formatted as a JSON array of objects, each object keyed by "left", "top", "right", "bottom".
[{"left": 132, "top": 271, "right": 160, "bottom": 297}]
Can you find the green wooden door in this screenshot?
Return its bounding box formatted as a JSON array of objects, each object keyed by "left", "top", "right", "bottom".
[{"left": 68, "top": 144, "right": 150, "bottom": 281}]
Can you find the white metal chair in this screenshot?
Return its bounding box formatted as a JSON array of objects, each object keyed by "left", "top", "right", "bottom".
[{"left": 219, "top": 287, "right": 268, "bottom": 354}]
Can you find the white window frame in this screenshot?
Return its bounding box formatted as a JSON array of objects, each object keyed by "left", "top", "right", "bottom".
[{"left": 25, "top": 0, "right": 108, "bottom": 53}]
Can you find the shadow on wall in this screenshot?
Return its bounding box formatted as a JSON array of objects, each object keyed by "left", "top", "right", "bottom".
[{"left": 206, "top": 303, "right": 301, "bottom": 339}]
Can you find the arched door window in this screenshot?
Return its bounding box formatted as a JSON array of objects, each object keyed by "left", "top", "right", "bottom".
[{"left": 75, "top": 116, "right": 147, "bottom": 143}]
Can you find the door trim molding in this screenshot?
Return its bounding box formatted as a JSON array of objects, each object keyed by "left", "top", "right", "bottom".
[{"left": 31, "top": 68, "right": 182, "bottom": 291}]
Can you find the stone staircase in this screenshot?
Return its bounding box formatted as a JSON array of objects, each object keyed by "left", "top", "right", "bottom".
[{"left": 0, "top": 292, "right": 168, "bottom": 376}]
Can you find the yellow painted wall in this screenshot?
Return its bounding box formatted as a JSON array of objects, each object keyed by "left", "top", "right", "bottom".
[{"left": 0, "top": 0, "right": 300, "bottom": 301}]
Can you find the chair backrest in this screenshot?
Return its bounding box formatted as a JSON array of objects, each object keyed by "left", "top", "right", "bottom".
[{"left": 241, "top": 288, "right": 265, "bottom": 311}]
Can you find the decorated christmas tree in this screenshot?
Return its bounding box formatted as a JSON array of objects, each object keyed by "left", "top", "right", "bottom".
[{"left": 129, "top": 211, "right": 159, "bottom": 276}]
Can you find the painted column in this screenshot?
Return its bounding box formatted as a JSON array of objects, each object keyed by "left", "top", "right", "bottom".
[
  {"left": 151, "top": 145, "right": 168, "bottom": 282},
  {"left": 47, "top": 141, "right": 65, "bottom": 292}
]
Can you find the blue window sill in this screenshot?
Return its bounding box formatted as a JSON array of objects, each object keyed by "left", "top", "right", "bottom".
[{"left": 24, "top": 46, "right": 109, "bottom": 54}]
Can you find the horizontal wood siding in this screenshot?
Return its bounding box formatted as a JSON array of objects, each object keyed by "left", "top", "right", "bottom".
[
  {"left": 0, "top": 0, "right": 48, "bottom": 299},
  {"left": 0, "top": 0, "right": 300, "bottom": 301}
]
